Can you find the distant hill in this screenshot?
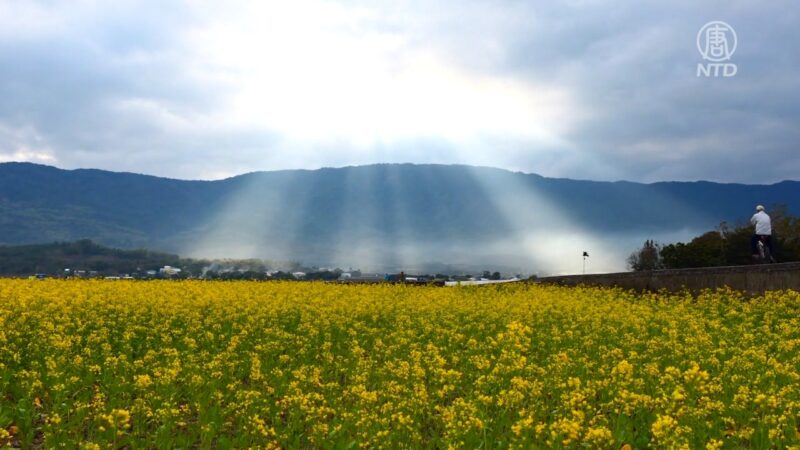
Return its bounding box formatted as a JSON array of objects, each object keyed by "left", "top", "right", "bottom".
[
  {"left": 0, "top": 239, "right": 189, "bottom": 276},
  {"left": 0, "top": 239, "right": 305, "bottom": 278},
  {"left": 1, "top": 162, "right": 798, "bottom": 272}
]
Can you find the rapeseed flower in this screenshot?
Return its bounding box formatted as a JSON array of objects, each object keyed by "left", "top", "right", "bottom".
[{"left": 0, "top": 280, "right": 798, "bottom": 448}]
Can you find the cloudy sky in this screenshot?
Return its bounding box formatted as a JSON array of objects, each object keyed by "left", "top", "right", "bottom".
[{"left": 0, "top": 0, "right": 798, "bottom": 182}]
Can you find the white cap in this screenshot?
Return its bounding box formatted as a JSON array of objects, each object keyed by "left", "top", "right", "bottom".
[{"left": 756, "top": 205, "right": 765, "bottom": 211}]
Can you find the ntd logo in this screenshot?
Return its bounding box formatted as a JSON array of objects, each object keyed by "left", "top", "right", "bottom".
[{"left": 696, "top": 21, "right": 738, "bottom": 78}]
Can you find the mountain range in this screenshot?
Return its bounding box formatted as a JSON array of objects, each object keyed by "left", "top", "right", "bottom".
[{"left": 1, "top": 162, "right": 797, "bottom": 273}]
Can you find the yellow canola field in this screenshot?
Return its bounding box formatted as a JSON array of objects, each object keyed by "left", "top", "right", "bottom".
[{"left": 1, "top": 280, "right": 800, "bottom": 449}]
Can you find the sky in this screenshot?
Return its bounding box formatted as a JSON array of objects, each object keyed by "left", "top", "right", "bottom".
[{"left": 0, "top": 0, "right": 798, "bottom": 183}]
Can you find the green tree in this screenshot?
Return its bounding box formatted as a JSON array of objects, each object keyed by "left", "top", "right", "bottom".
[
  {"left": 627, "top": 240, "right": 664, "bottom": 271},
  {"left": 656, "top": 207, "right": 800, "bottom": 269},
  {"left": 661, "top": 231, "right": 726, "bottom": 268}
]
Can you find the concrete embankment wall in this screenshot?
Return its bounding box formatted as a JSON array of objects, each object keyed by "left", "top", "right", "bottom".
[{"left": 537, "top": 262, "right": 800, "bottom": 294}]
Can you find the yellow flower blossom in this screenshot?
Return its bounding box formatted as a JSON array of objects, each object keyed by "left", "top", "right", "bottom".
[{"left": 0, "top": 279, "right": 798, "bottom": 448}]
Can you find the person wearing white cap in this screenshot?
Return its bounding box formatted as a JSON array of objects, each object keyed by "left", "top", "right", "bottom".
[{"left": 750, "top": 205, "right": 775, "bottom": 260}]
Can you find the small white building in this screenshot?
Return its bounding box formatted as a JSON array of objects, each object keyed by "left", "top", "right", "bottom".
[{"left": 160, "top": 266, "right": 182, "bottom": 276}]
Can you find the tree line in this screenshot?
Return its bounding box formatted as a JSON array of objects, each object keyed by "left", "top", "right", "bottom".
[
  {"left": 0, "top": 240, "right": 295, "bottom": 278},
  {"left": 628, "top": 207, "right": 800, "bottom": 271}
]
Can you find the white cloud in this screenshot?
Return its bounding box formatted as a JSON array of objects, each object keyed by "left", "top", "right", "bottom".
[
  {"left": 185, "top": 1, "right": 579, "bottom": 147},
  {"left": 0, "top": 148, "right": 56, "bottom": 163},
  {"left": 0, "top": 123, "right": 57, "bottom": 163}
]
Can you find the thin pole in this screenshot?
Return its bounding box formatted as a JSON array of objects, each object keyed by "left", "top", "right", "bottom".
[{"left": 583, "top": 256, "right": 586, "bottom": 274}]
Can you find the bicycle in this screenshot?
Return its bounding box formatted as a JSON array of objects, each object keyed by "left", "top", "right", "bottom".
[{"left": 753, "top": 235, "right": 776, "bottom": 264}]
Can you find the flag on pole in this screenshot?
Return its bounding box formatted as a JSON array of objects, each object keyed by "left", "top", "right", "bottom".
[{"left": 583, "top": 251, "right": 589, "bottom": 258}]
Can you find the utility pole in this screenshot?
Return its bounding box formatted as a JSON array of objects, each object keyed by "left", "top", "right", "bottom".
[{"left": 582, "top": 251, "right": 589, "bottom": 274}]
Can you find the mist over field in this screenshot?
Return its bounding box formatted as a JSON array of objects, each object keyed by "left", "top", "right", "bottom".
[
  {"left": 184, "top": 166, "right": 704, "bottom": 274},
  {"left": 187, "top": 228, "right": 700, "bottom": 275}
]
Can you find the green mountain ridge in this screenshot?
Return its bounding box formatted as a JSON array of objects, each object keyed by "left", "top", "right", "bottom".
[{"left": 1, "top": 162, "right": 798, "bottom": 269}]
